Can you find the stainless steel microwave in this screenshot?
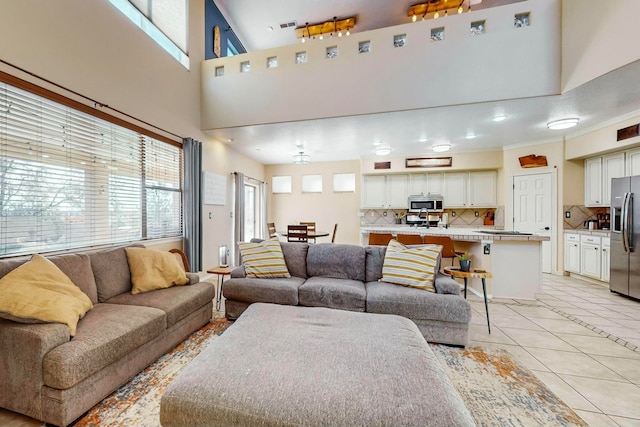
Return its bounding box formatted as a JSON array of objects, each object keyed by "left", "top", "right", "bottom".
[{"left": 408, "top": 195, "right": 444, "bottom": 213}]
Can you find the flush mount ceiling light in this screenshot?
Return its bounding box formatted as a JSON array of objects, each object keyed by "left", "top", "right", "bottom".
[
  {"left": 492, "top": 114, "right": 507, "bottom": 122},
  {"left": 465, "top": 132, "right": 477, "bottom": 139},
  {"left": 375, "top": 146, "right": 392, "bottom": 156},
  {"left": 547, "top": 118, "right": 580, "bottom": 130},
  {"left": 432, "top": 144, "right": 451, "bottom": 152},
  {"left": 293, "top": 151, "right": 310, "bottom": 164},
  {"left": 296, "top": 16, "right": 355, "bottom": 42}
]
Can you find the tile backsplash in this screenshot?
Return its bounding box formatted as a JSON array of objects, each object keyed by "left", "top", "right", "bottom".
[
  {"left": 563, "top": 205, "right": 609, "bottom": 230},
  {"left": 361, "top": 206, "right": 505, "bottom": 228}
]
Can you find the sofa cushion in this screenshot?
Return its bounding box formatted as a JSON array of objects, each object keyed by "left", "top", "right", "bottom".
[
  {"left": 90, "top": 245, "right": 143, "bottom": 302},
  {"left": 238, "top": 237, "right": 291, "bottom": 278},
  {"left": 298, "top": 277, "right": 366, "bottom": 312},
  {"left": 0, "top": 254, "right": 93, "bottom": 336},
  {"left": 306, "top": 244, "right": 365, "bottom": 281},
  {"left": 224, "top": 276, "right": 305, "bottom": 306},
  {"left": 364, "top": 245, "right": 386, "bottom": 282},
  {"left": 280, "top": 242, "right": 309, "bottom": 279},
  {"left": 42, "top": 303, "right": 166, "bottom": 390},
  {"left": 365, "top": 281, "right": 471, "bottom": 323},
  {"left": 106, "top": 281, "right": 215, "bottom": 327},
  {"left": 125, "top": 247, "right": 189, "bottom": 294},
  {"left": 381, "top": 240, "right": 442, "bottom": 291},
  {"left": 49, "top": 254, "right": 99, "bottom": 304}
]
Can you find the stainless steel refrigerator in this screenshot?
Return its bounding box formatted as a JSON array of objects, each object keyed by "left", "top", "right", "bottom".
[{"left": 610, "top": 176, "right": 640, "bottom": 298}]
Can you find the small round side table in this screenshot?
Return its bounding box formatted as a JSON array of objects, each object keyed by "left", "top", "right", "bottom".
[
  {"left": 444, "top": 266, "right": 492, "bottom": 334},
  {"left": 207, "top": 266, "right": 233, "bottom": 312}
]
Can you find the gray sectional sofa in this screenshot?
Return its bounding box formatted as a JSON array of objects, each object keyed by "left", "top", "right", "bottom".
[
  {"left": 0, "top": 245, "right": 216, "bottom": 427},
  {"left": 224, "top": 242, "right": 471, "bottom": 346}
]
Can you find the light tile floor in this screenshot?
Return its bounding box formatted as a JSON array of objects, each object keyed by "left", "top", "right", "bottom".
[
  {"left": 3, "top": 273, "right": 640, "bottom": 426},
  {"left": 467, "top": 273, "right": 640, "bottom": 426}
]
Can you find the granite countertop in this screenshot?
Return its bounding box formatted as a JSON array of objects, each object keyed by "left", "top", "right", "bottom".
[
  {"left": 360, "top": 225, "right": 550, "bottom": 241},
  {"left": 564, "top": 229, "right": 611, "bottom": 237}
]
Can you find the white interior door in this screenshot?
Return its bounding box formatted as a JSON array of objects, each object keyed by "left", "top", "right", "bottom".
[{"left": 512, "top": 172, "right": 554, "bottom": 273}]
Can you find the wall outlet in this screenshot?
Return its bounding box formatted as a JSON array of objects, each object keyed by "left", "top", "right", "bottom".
[
  {"left": 565, "top": 211, "right": 571, "bottom": 218},
  {"left": 475, "top": 211, "right": 479, "bottom": 217},
  {"left": 383, "top": 211, "right": 387, "bottom": 217},
  {"left": 451, "top": 211, "right": 456, "bottom": 217}
]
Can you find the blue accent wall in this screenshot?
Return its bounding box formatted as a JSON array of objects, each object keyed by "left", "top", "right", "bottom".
[{"left": 205, "top": 0, "right": 246, "bottom": 59}]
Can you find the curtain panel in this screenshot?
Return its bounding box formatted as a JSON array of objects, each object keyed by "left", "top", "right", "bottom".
[{"left": 183, "top": 138, "right": 202, "bottom": 272}]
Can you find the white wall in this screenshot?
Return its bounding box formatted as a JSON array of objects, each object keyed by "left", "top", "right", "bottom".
[
  {"left": 0, "top": 0, "right": 264, "bottom": 269},
  {"left": 202, "top": 0, "right": 561, "bottom": 129},
  {"left": 565, "top": 111, "right": 640, "bottom": 160},
  {"left": 562, "top": 0, "right": 640, "bottom": 93}
]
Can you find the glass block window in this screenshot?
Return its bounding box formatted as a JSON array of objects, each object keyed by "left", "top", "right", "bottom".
[
  {"left": 394, "top": 34, "right": 406, "bottom": 47},
  {"left": 296, "top": 51, "right": 307, "bottom": 64},
  {"left": 431, "top": 27, "right": 445, "bottom": 42},
  {"left": 267, "top": 56, "right": 278, "bottom": 68},
  {"left": 358, "top": 41, "right": 371, "bottom": 53},
  {"left": 240, "top": 61, "right": 250, "bottom": 73},
  {"left": 326, "top": 46, "right": 338, "bottom": 59}
]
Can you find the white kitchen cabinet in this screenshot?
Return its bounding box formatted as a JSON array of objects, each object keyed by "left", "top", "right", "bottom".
[
  {"left": 585, "top": 152, "right": 626, "bottom": 207},
  {"left": 361, "top": 174, "right": 409, "bottom": 209},
  {"left": 469, "top": 171, "right": 497, "bottom": 207},
  {"left": 443, "top": 172, "right": 468, "bottom": 207},
  {"left": 580, "top": 235, "right": 601, "bottom": 279},
  {"left": 409, "top": 173, "right": 444, "bottom": 196},
  {"left": 361, "top": 175, "right": 386, "bottom": 208},
  {"left": 601, "top": 237, "right": 610, "bottom": 282},
  {"left": 426, "top": 173, "right": 444, "bottom": 195},
  {"left": 626, "top": 148, "right": 640, "bottom": 177},
  {"left": 564, "top": 233, "right": 580, "bottom": 273}
]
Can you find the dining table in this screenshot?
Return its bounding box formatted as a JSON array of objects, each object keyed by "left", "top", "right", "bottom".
[{"left": 276, "top": 230, "right": 330, "bottom": 239}]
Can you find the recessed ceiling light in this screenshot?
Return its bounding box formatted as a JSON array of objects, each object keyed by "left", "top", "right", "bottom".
[
  {"left": 268, "top": 26, "right": 274, "bottom": 31},
  {"left": 418, "top": 137, "right": 428, "bottom": 143},
  {"left": 375, "top": 147, "right": 392, "bottom": 156},
  {"left": 547, "top": 118, "right": 579, "bottom": 130},
  {"left": 465, "top": 132, "right": 477, "bottom": 139},
  {"left": 372, "top": 140, "right": 382, "bottom": 146},
  {"left": 432, "top": 144, "right": 451, "bottom": 153},
  {"left": 492, "top": 114, "right": 507, "bottom": 122}
]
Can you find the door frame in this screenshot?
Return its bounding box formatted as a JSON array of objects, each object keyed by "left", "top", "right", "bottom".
[{"left": 511, "top": 169, "right": 558, "bottom": 274}]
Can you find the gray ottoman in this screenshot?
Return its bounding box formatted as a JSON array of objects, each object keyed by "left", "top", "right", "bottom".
[{"left": 160, "top": 303, "right": 476, "bottom": 427}]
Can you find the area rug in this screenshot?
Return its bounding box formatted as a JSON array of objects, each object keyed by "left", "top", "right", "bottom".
[
  {"left": 71, "top": 320, "right": 586, "bottom": 427},
  {"left": 432, "top": 345, "right": 588, "bottom": 427}
]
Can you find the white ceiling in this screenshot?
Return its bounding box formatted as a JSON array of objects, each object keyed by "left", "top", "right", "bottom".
[{"left": 211, "top": 0, "right": 640, "bottom": 165}]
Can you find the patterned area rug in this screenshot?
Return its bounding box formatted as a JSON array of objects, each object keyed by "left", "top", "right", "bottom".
[
  {"left": 71, "top": 320, "right": 586, "bottom": 427},
  {"left": 433, "top": 345, "right": 588, "bottom": 427}
]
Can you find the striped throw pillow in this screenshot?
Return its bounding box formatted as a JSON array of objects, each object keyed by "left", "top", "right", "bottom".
[
  {"left": 380, "top": 240, "right": 442, "bottom": 291},
  {"left": 238, "top": 237, "right": 291, "bottom": 278}
]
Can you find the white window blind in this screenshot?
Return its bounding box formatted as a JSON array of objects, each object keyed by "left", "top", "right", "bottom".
[{"left": 0, "top": 83, "right": 183, "bottom": 258}]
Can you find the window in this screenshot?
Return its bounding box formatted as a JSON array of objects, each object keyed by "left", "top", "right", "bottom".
[
  {"left": 227, "top": 39, "right": 239, "bottom": 57},
  {"left": 244, "top": 183, "right": 257, "bottom": 241},
  {"left": 0, "top": 82, "right": 183, "bottom": 258},
  {"left": 108, "top": 0, "right": 189, "bottom": 69}
]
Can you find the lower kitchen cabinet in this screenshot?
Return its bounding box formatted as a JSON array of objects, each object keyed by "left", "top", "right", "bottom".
[
  {"left": 601, "top": 237, "right": 610, "bottom": 282},
  {"left": 580, "top": 240, "right": 601, "bottom": 279},
  {"left": 564, "top": 233, "right": 580, "bottom": 273},
  {"left": 564, "top": 233, "right": 610, "bottom": 282}
]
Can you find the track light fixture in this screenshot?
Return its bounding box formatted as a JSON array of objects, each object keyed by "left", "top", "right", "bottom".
[{"left": 296, "top": 16, "right": 355, "bottom": 42}]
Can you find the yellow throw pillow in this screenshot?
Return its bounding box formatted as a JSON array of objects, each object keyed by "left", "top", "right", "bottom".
[
  {"left": 125, "top": 247, "right": 189, "bottom": 294},
  {"left": 0, "top": 254, "right": 93, "bottom": 336},
  {"left": 380, "top": 240, "right": 442, "bottom": 291},
  {"left": 238, "top": 237, "right": 291, "bottom": 278}
]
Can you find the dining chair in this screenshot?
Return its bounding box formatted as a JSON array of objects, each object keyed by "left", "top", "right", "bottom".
[
  {"left": 287, "top": 225, "right": 308, "bottom": 243},
  {"left": 421, "top": 235, "right": 464, "bottom": 267},
  {"left": 396, "top": 234, "right": 423, "bottom": 245},
  {"left": 300, "top": 221, "right": 316, "bottom": 242},
  {"left": 368, "top": 233, "right": 393, "bottom": 246},
  {"left": 267, "top": 222, "right": 277, "bottom": 237}
]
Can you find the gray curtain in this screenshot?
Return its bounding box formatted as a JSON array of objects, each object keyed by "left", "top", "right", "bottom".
[
  {"left": 183, "top": 138, "right": 202, "bottom": 272},
  {"left": 233, "top": 172, "right": 245, "bottom": 266}
]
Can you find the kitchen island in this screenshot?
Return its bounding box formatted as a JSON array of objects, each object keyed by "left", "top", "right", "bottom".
[{"left": 361, "top": 226, "right": 550, "bottom": 300}]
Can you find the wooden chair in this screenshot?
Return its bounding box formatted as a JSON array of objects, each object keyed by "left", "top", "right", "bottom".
[
  {"left": 267, "top": 222, "right": 277, "bottom": 237},
  {"left": 396, "top": 234, "right": 423, "bottom": 245},
  {"left": 287, "top": 225, "right": 308, "bottom": 243},
  {"left": 169, "top": 248, "right": 190, "bottom": 272},
  {"left": 331, "top": 224, "right": 338, "bottom": 243},
  {"left": 421, "top": 235, "right": 464, "bottom": 267},
  {"left": 368, "top": 233, "right": 393, "bottom": 246},
  {"left": 300, "top": 221, "right": 316, "bottom": 242}
]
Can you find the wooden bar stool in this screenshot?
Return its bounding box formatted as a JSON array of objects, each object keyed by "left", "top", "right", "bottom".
[
  {"left": 396, "top": 234, "right": 423, "bottom": 245},
  {"left": 368, "top": 233, "right": 393, "bottom": 246},
  {"left": 444, "top": 266, "right": 492, "bottom": 334}
]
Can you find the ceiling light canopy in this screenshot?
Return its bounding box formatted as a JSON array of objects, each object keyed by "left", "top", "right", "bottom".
[
  {"left": 432, "top": 144, "right": 451, "bottom": 152},
  {"left": 296, "top": 16, "right": 355, "bottom": 42},
  {"left": 465, "top": 132, "right": 477, "bottom": 139},
  {"left": 375, "top": 146, "right": 392, "bottom": 156},
  {"left": 492, "top": 114, "right": 507, "bottom": 122},
  {"left": 293, "top": 151, "right": 310, "bottom": 164},
  {"left": 547, "top": 118, "right": 579, "bottom": 130}
]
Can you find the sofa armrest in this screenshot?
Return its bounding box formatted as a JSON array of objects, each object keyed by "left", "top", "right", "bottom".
[
  {"left": 186, "top": 272, "right": 200, "bottom": 285},
  {"left": 0, "top": 320, "right": 70, "bottom": 419},
  {"left": 434, "top": 273, "right": 462, "bottom": 295},
  {"left": 231, "top": 265, "right": 246, "bottom": 278}
]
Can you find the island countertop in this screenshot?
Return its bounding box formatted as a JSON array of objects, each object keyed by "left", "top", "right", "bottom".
[{"left": 360, "top": 225, "right": 550, "bottom": 242}]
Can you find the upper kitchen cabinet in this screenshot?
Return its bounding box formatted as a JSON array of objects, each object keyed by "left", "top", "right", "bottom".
[
  {"left": 585, "top": 152, "right": 626, "bottom": 207},
  {"left": 361, "top": 174, "right": 409, "bottom": 209},
  {"left": 626, "top": 148, "right": 640, "bottom": 176},
  {"left": 409, "top": 173, "right": 444, "bottom": 196},
  {"left": 444, "top": 171, "right": 497, "bottom": 208}
]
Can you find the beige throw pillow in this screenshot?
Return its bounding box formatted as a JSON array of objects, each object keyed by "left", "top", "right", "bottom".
[
  {"left": 125, "top": 247, "right": 189, "bottom": 294},
  {"left": 0, "top": 254, "right": 93, "bottom": 336},
  {"left": 238, "top": 237, "right": 291, "bottom": 278},
  {"left": 380, "top": 240, "right": 442, "bottom": 291}
]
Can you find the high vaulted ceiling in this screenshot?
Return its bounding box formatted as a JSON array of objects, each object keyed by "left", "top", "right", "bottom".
[{"left": 211, "top": 0, "right": 640, "bottom": 165}]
